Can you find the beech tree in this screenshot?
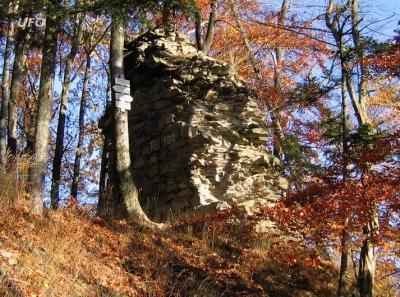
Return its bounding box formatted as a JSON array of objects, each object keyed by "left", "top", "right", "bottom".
[
  {"left": 325, "top": 2, "right": 378, "bottom": 296},
  {"left": 29, "top": 5, "right": 60, "bottom": 215},
  {"left": 110, "top": 9, "right": 160, "bottom": 228}
]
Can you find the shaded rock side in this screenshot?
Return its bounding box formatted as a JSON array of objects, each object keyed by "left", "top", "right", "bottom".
[{"left": 121, "top": 29, "right": 285, "bottom": 221}]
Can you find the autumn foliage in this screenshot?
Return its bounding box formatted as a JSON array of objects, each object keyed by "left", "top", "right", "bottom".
[{"left": 0, "top": 0, "right": 399, "bottom": 296}]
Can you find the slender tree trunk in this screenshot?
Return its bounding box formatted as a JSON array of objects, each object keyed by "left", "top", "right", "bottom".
[
  {"left": 337, "top": 219, "right": 350, "bottom": 297},
  {"left": 228, "top": 0, "right": 285, "bottom": 161},
  {"left": 349, "top": 2, "right": 377, "bottom": 294},
  {"left": 195, "top": 11, "right": 203, "bottom": 50},
  {"left": 271, "top": 0, "right": 289, "bottom": 160},
  {"left": 325, "top": 0, "right": 369, "bottom": 126},
  {"left": 24, "top": 103, "right": 36, "bottom": 155},
  {"left": 97, "top": 70, "right": 112, "bottom": 217},
  {"left": 203, "top": 0, "right": 217, "bottom": 54},
  {"left": 195, "top": 0, "right": 216, "bottom": 54},
  {"left": 23, "top": 73, "right": 37, "bottom": 155},
  {"left": 337, "top": 52, "right": 351, "bottom": 297},
  {"left": 97, "top": 135, "right": 109, "bottom": 215},
  {"left": 358, "top": 241, "right": 375, "bottom": 297},
  {"left": 110, "top": 12, "right": 160, "bottom": 228},
  {"left": 29, "top": 12, "right": 59, "bottom": 215},
  {"left": 343, "top": 68, "right": 369, "bottom": 125},
  {"left": 350, "top": 0, "right": 369, "bottom": 125},
  {"left": 70, "top": 54, "right": 91, "bottom": 199},
  {"left": 0, "top": 14, "right": 15, "bottom": 167},
  {"left": 8, "top": 29, "right": 28, "bottom": 159},
  {"left": 337, "top": 81, "right": 349, "bottom": 297},
  {"left": 358, "top": 211, "right": 378, "bottom": 297},
  {"left": 350, "top": 0, "right": 366, "bottom": 104},
  {"left": 326, "top": 3, "right": 377, "bottom": 296},
  {"left": 50, "top": 15, "right": 83, "bottom": 208}
]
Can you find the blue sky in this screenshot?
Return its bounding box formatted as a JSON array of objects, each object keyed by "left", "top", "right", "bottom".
[
  {"left": 362, "top": 0, "right": 400, "bottom": 38},
  {"left": 263, "top": 0, "right": 400, "bottom": 40}
]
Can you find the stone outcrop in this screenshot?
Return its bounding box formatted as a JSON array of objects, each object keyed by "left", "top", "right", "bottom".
[{"left": 101, "top": 29, "right": 286, "bottom": 221}]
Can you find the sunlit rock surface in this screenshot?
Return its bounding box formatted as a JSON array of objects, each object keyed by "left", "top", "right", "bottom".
[{"left": 122, "top": 29, "right": 285, "bottom": 221}]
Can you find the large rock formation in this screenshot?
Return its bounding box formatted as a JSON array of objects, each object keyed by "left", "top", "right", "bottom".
[{"left": 101, "top": 29, "right": 286, "bottom": 221}]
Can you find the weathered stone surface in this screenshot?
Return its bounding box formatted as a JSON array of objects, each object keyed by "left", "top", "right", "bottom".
[
  {"left": 119, "top": 29, "right": 285, "bottom": 221},
  {"left": 0, "top": 250, "right": 18, "bottom": 266}
]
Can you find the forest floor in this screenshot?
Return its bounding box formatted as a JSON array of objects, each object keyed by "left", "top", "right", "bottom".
[{"left": 0, "top": 204, "right": 338, "bottom": 297}]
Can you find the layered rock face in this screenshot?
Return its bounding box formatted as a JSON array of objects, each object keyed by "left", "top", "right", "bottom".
[{"left": 123, "top": 30, "right": 285, "bottom": 221}]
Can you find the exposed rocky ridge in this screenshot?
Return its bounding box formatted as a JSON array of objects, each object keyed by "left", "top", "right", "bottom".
[{"left": 104, "top": 29, "right": 287, "bottom": 221}]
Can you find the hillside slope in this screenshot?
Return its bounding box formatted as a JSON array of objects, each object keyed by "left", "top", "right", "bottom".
[{"left": 0, "top": 205, "right": 337, "bottom": 297}]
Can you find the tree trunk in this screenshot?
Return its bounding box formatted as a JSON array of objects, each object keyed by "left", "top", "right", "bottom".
[
  {"left": 23, "top": 72, "right": 37, "bottom": 155},
  {"left": 50, "top": 14, "right": 83, "bottom": 208},
  {"left": 24, "top": 102, "right": 36, "bottom": 155},
  {"left": 228, "top": 0, "right": 286, "bottom": 161},
  {"left": 202, "top": 1, "right": 217, "bottom": 54},
  {"left": 97, "top": 133, "right": 109, "bottom": 216},
  {"left": 337, "top": 58, "right": 351, "bottom": 297},
  {"left": 8, "top": 28, "right": 28, "bottom": 159},
  {"left": 29, "top": 12, "right": 59, "bottom": 215},
  {"left": 358, "top": 212, "right": 378, "bottom": 297},
  {"left": 326, "top": 3, "right": 377, "bottom": 296},
  {"left": 98, "top": 116, "right": 120, "bottom": 218},
  {"left": 70, "top": 54, "right": 91, "bottom": 199},
  {"left": 195, "top": 0, "right": 217, "bottom": 54},
  {"left": 337, "top": 219, "right": 350, "bottom": 297},
  {"left": 110, "top": 12, "right": 160, "bottom": 228},
  {"left": 348, "top": 2, "right": 377, "bottom": 295},
  {"left": 195, "top": 11, "right": 202, "bottom": 50},
  {"left": 0, "top": 13, "right": 15, "bottom": 167},
  {"left": 97, "top": 71, "right": 112, "bottom": 218},
  {"left": 325, "top": 0, "right": 369, "bottom": 126},
  {"left": 271, "top": 0, "right": 289, "bottom": 160},
  {"left": 350, "top": 0, "right": 366, "bottom": 104},
  {"left": 343, "top": 68, "right": 370, "bottom": 125}
]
